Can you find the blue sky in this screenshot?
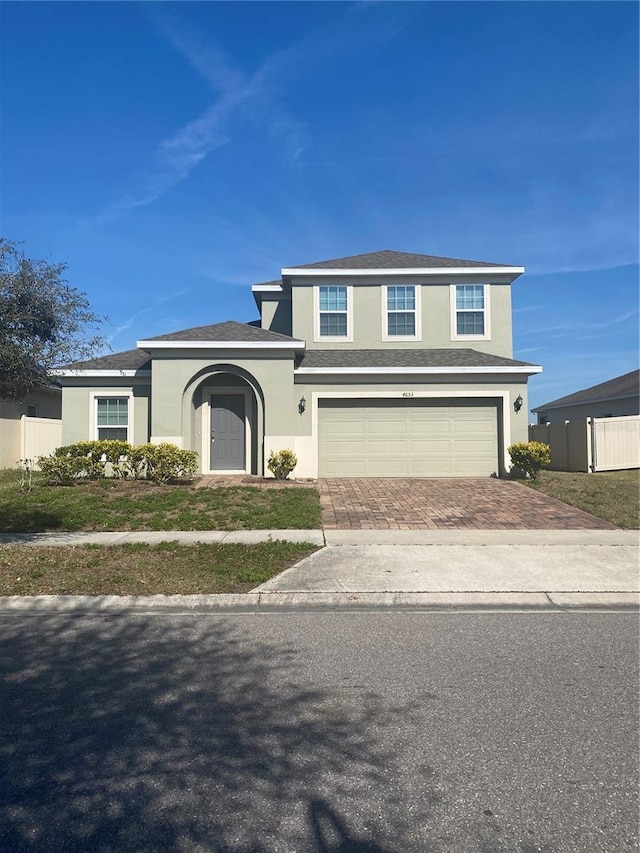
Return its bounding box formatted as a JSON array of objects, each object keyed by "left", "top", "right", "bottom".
[{"left": 2, "top": 1, "right": 638, "bottom": 412}]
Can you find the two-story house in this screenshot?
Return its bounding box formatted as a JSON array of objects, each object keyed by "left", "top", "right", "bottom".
[{"left": 54, "top": 250, "right": 542, "bottom": 478}]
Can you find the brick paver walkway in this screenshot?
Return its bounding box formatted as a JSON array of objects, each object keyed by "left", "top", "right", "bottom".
[{"left": 320, "top": 478, "right": 618, "bottom": 530}]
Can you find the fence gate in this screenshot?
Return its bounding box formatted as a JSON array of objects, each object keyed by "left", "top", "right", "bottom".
[{"left": 590, "top": 415, "right": 640, "bottom": 472}]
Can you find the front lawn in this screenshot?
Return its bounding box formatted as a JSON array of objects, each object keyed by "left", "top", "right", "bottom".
[
  {"left": 525, "top": 469, "right": 639, "bottom": 529},
  {"left": 0, "top": 470, "right": 322, "bottom": 533},
  {"left": 0, "top": 541, "right": 317, "bottom": 595}
]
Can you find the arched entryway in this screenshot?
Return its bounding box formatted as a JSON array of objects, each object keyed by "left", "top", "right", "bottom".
[{"left": 183, "top": 366, "right": 264, "bottom": 475}]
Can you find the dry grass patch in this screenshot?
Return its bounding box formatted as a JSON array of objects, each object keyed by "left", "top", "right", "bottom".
[
  {"left": 0, "top": 470, "right": 321, "bottom": 533},
  {"left": 0, "top": 541, "right": 318, "bottom": 595},
  {"left": 525, "top": 469, "right": 639, "bottom": 529}
]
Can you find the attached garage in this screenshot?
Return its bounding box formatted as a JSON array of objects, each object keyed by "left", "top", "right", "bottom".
[{"left": 318, "top": 398, "right": 500, "bottom": 477}]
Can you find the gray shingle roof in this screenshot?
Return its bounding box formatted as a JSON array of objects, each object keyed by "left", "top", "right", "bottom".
[
  {"left": 288, "top": 250, "right": 514, "bottom": 270},
  {"left": 59, "top": 349, "right": 152, "bottom": 371},
  {"left": 298, "top": 349, "right": 536, "bottom": 369},
  {"left": 140, "top": 320, "right": 302, "bottom": 344},
  {"left": 533, "top": 369, "right": 640, "bottom": 411}
]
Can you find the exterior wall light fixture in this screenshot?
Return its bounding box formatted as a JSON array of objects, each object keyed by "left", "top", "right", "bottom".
[
  {"left": 514, "top": 394, "right": 523, "bottom": 413},
  {"left": 298, "top": 396, "right": 306, "bottom": 414}
]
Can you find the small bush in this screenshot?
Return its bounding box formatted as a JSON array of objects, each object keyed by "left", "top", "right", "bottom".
[
  {"left": 38, "top": 454, "right": 90, "bottom": 485},
  {"left": 128, "top": 443, "right": 199, "bottom": 483},
  {"left": 267, "top": 449, "right": 298, "bottom": 480},
  {"left": 52, "top": 440, "right": 133, "bottom": 478},
  {"left": 508, "top": 441, "right": 551, "bottom": 480}
]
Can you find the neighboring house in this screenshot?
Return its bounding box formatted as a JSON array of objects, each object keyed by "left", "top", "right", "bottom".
[
  {"left": 53, "top": 250, "right": 542, "bottom": 478},
  {"left": 532, "top": 369, "right": 640, "bottom": 425},
  {"left": 0, "top": 386, "right": 62, "bottom": 468}
]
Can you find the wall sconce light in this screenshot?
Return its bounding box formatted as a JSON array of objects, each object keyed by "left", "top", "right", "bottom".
[
  {"left": 514, "top": 394, "right": 523, "bottom": 413},
  {"left": 298, "top": 396, "right": 306, "bottom": 414}
]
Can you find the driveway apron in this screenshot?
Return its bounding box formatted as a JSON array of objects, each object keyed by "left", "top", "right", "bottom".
[{"left": 319, "top": 478, "right": 617, "bottom": 530}]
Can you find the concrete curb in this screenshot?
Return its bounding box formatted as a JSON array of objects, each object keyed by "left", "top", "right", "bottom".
[
  {"left": 0, "top": 591, "right": 637, "bottom": 614},
  {"left": 1, "top": 529, "right": 636, "bottom": 547},
  {"left": 0, "top": 530, "right": 326, "bottom": 546}
]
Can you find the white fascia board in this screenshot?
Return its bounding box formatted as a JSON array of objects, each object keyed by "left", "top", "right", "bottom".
[
  {"left": 251, "top": 284, "right": 283, "bottom": 293},
  {"left": 295, "top": 365, "right": 542, "bottom": 375},
  {"left": 282, "top": 266, "right": 525, "bottom": 277},
  {"left": 137, "top": 339, "right": 305, "bottom": 350},
  {"left": 50, "top": 369, "right": 151, "bottom": 377}
]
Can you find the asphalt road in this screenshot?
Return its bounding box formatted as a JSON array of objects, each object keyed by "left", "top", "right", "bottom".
[{"left": 0, "top": 612, "right": 637, "bottom": 853}]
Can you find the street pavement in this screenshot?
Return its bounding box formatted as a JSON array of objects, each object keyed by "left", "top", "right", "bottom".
[{"left": 0, "top": 611, "right": 637, "bottom": 852}]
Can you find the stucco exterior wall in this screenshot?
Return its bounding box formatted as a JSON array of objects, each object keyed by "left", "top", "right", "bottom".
[
  {"left": 290, "top": 274, "right": 514, "bottom": 357},
  {"left": 535, "top": 395, "right": 640, "bottom": 424},
  {"left": 60, "top": 380, "right": 150, "bottom": 446},
  {"left": 260, "top": 297, "right": 292, "bottom": 336}
]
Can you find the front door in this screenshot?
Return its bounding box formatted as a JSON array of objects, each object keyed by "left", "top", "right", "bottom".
[{"left": 211, "top": 394, "right": 246, "bottom": 471}]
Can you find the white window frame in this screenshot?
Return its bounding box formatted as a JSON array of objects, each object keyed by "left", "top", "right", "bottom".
[
  {"left": 91, "top": 391, "right": 134, "bottom": 443},
  {"left": 450, "top": 283, "right": 491, "bottom": 341},
  {"left": 382, "top": 284, "right": 421, "bottom": 341},
  {"left": 314, "top": 285, "right": 353, "bottom": 342}
]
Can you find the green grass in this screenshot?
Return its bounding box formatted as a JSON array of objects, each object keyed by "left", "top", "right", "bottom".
[
  {"left": 0, "top": 470, "right": 322, "bottom": 533},
  {"left": 525, "top": 469, "right": 640, "bottom": 529},
  {"left": 0, "top": 540, "right": 318, "bottom": 595}
]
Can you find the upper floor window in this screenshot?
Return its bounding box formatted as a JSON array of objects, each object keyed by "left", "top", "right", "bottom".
[
  {"left": 384, "top": 285, "right": 420, "bottom": 340},
  {"left": 318, "top": 285, "right": 350, "bottom": 339},
  {"left": 451, "top": 284, "right": 490, "bottom": 340},
  {"left": 96, "top": 396, "right": 129, "bottom": 442}
]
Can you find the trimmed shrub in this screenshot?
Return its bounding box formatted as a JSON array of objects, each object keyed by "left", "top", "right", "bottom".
[
  {"left": 508, "top": 441, "right": 551, "bottom": 479},
  {"left": 38, "top": 441, "right": 198, "bottom": 484},
  {"left": 128, "top": 443, "right": 199, "bottom": 484},
  {"left": 267, "top": 449, "right": 298, "bottom": 480},
  {"left": 38, "top": 454, "right": 90, "bottom": 485},
  {"left": 51, "top": 440, "right": 133, "bottom": 478}
]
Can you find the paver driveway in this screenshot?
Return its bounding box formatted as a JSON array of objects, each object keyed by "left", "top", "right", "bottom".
[{"left": 320, "top": 478, "right": 617, "bottom": 530}]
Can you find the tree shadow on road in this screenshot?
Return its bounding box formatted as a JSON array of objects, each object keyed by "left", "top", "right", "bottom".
[{"left": 0, "top": 614, "right": 420, "bottom": 852}]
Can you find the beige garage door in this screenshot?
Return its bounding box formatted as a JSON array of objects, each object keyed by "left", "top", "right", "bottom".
[{"left": 318, "top": 399, "right": 499, "bottom": 477}]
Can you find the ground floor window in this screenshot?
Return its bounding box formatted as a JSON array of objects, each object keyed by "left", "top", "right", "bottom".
[{"left": 96, "top": 397, "right": 129, "bottom": 441}]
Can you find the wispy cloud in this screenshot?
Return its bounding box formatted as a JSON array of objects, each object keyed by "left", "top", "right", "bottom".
[
  {"left": 512, "top": 305, "right": 543, "bottom": 315},
  {"left": 96, "top": 3, "right": 415, "bottom": 223},
  {"left": 97, "top": 11, "right": 307, "bottom": 222},
  {"left": 518, "top": 309, "right": 638, "bottom": 339},
  {"left": 106, "top": 287, "right": 191, "bottom": 345}
]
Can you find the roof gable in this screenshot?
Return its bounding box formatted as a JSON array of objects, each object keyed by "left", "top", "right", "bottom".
[
  {"left": 57, "top": 349, "right": 151, "bottom": 372},
  {"left": 298, "top": 349, "right": 537, "bottom": 369},
  {"left": 533, "top": 369, "right": 640, "bottom": 411},
  {"left": 287, "top": 249, "right": 514, "bottom": 270},
  {"left": 139, "top": 320, "right": 302, "bottom": 344}
]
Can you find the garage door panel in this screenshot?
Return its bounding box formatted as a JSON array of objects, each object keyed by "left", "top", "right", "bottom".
[
  {"left": 368, "top": 420, "right": 408, "bottom": 434},
  {"left": 322, "top": 443, "right": 367, "bottom": 458},
  {"left": 411, "top": 459, "right": 455, "bottom": 475},
  {"left": 410, "top": 439, "right": 451, "bottom": 454},
  {"left": 319, "top": 399, "right": 499, "bottom": 478},
  {"left": 368, "top": 458, "right": 411, "bottom": 475},
  {"left": 324, "top": 421, "right": 365, "bottom": 436},
  {"left": 368, "top": 440, "right": 410, "bottom": 454}
]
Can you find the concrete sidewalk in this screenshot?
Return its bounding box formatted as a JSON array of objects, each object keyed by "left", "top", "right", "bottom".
[{"left": 1, "top": 528, "right": 637, "bottom": 612}]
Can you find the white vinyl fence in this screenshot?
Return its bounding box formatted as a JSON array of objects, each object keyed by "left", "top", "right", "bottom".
[
  {"left": 21, "top": 416, "right": 62, "bottom": 467},
  {"left": 529, "top": 415, "right": 640, "bottom": 473}
]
